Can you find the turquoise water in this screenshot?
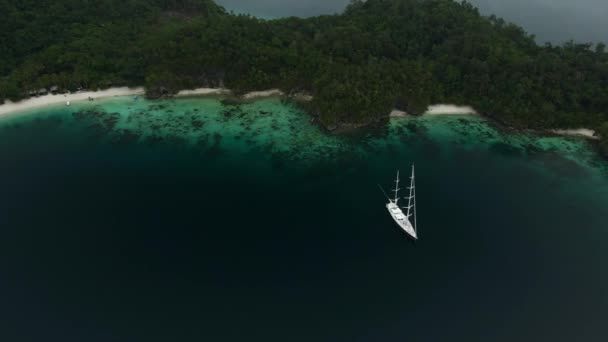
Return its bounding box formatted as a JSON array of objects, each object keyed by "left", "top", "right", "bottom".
[{"left": 1, "top": 97, "right": 607, "bottom": 341}]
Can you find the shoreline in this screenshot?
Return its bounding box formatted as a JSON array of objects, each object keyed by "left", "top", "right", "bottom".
[
  {"left": 174, "top": 88, "right": 315, "bottom": 101},
  {"left": 389, "top": 109, "right": 408, "bottom": 117},
  {"left": 389, "top": 105, "right": 599, "bottom": 141},
  {"left": 0, "top": 87, "right": 297, "bottom": 118},
  {"left": 424, "top": 104, "right": 478, "bottom": 115},
  {"left": 0, "top": 87, "right": 145, "bottom": 117},
  {"left": 548, "top": 128, "right": 598, "bottom": 139},
  {"left": 174, "top": 88, "right": 231, "bottom": 97},
  {"left": 390, "top": 104, "right": 478, "bottom": 118},
  {"left": 0, "top": 90, "right": 600, "bottom": 142},
  {"left": 242, "top": 89, "right": 284, "bottom": 99}
]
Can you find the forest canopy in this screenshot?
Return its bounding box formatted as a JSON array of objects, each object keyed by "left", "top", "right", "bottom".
[{"left": 1, "top": 0, "right": 607, "bottom": 136}]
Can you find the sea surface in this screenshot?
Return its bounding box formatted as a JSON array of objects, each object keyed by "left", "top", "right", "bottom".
[{"left": 1, "top": 96, "right": 607, "bottom": 341}]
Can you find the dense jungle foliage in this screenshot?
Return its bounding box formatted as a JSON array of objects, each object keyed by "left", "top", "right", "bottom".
[{"left": 1, "top": 0, "right": 607, "bottom": 143}]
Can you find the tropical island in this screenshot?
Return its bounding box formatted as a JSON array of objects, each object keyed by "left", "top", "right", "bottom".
[{"left": 1, "top": 0, "right": 607, "bottom": 155}]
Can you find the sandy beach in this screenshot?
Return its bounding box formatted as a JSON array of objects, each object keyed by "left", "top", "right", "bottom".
[
  {"left": 389, "top": 104, "right": 476, "bottom": 118},
  {"left": 0, "top": 87, "right": 144, "bottom": 117},
  {"left": 177, "top": 88, "right": 301, "bottom": 100},
  {"left": 425, "top": 104, "right": 477, "bottom": 115},
  {"left": 175, "top": 88, "right": 231, "bottom": 97},
  {"left": 242, "top": 89, "right": 284, "bottom": 99},
  {"left": 289, "top": 92, "right": 314, "bottom": 102},
  {"left": 550, "top": 128, "right": 598, "bottom": 139},
  {"left": 389, "top": 109, "right": 408, "bottom": 117},
  {"left": 0, "top": 87, "right": 296, "bottom": 118}
]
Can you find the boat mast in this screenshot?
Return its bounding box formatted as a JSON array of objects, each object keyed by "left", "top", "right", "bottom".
[
  {"left": 413, "top": 164, "right": 417, "bottom": 234},
  {"left": 407, "top": 164, "right": 415, "bottom": 231},
  {"left": 393, "top": 170, "right": 400, "bottom": 204}
]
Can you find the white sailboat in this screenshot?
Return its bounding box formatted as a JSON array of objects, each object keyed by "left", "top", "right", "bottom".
[{"left": 381, "top": 164, "right": 417, "bottom": 239}]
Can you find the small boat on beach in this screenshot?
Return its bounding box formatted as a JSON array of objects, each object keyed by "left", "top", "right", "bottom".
[{"left": 380, "top": 164, "right": 417, "bottom": 239}]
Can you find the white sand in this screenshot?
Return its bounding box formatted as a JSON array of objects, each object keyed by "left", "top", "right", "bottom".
[
  {"left": 242, "top": 89, "right": 284, "bottom": 99},
  {"left": 0, "top": 87, "right": 144, "bottom": 117},
  {"left": 550, "top": 128, "right": 598, "bottom": 139},
  {"left": 0, "top": 86, "right": 293, "bottom": 118},
  {"left": 175, "top": 88, "right": 231, "bottom": 97},
  {"left": 425, "top": 104, "right": 477, "bottom": 115},
  {"left": 389, "top": 109, "right": 408, "bottom": 117},
  {"left": 290, "top": 92, "right": 314, "bottom": 102},
  {"left": 177, "top": 88, "right": 308, "bottom": 101}
]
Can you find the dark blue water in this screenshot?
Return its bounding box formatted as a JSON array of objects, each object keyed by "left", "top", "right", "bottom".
[{"left": 1, "top": 100, "right": 607, "bottom": 341}]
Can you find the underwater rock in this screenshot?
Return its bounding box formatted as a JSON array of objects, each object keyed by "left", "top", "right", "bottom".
[
  {"left": 112, "top": 129, "right": 140, "bottom": 145},
  {"left": 191, "top": 119, "right": 205, "bottom": 129}
]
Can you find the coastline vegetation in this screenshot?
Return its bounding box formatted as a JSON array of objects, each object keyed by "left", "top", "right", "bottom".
[{"left": 1, "top": 0, "right": 607, "bottom": 148}]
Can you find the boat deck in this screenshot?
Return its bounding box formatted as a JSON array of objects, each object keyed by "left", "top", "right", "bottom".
[{"left": 387, "top": 202, "right": 417, "bottom": 239}]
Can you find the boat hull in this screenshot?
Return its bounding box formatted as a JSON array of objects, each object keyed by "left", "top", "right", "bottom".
[{"left": 386, "top": 202, "right": 417, "bottom": 239}]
